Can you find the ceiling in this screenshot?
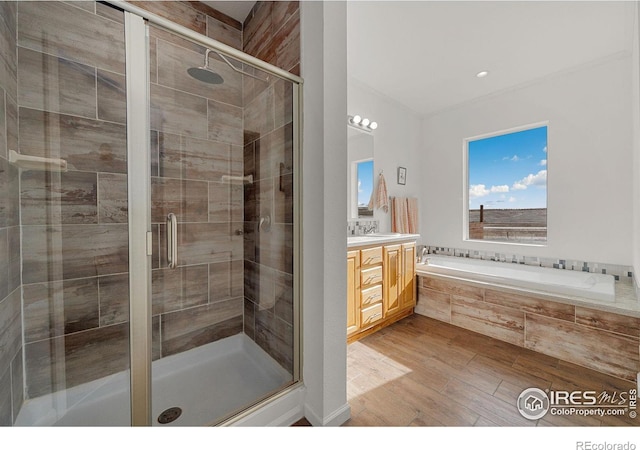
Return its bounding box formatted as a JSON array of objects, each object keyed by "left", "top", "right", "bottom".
[
  {"left": 201, "top": 0, "right": 256, "bottom": 23},
  {"left": 347, "top": 1, "right": 636, "bottom": 117}
]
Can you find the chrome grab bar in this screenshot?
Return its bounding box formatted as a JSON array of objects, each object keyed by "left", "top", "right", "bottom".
[{"left": 166, "top": 213, "right": 178, "bottom": 269}]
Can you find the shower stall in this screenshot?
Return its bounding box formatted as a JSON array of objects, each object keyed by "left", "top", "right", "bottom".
[{"left": 0, "top": 1, "right": 301, "bottom": 426}]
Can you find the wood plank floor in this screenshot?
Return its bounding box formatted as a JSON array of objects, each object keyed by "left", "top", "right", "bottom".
[{"left": 344, "top": 314, "right": 639, "bottom": 427}]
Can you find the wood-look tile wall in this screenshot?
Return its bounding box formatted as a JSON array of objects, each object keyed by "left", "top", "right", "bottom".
[
  {"left": 0, "top": 0, "right": 22, "bottom": 426},
  {"left": 15, "top": 1, "right": 131, "bottom": 401},
  {"left": 243, "top": 1, "right": 300, "bottom": 75},
  {"left": 241, "top": 1, "right": 298, "bottom": 374},
  {"left": 416, "top": 275, "right": 640, "bottom": 381},
  {"left": 13, "top": 1, "right": 252, "bottom": 403},
  {"left": 8, "top": 0, "right": 300, "bottom": 412}
]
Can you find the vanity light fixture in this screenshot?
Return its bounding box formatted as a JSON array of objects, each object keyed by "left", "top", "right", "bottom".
[{"left": 348, "top": 114, "right": 378, "bottom": 132}]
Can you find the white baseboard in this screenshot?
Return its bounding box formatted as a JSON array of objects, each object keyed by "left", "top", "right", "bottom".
[{"left": 304, "top": 402, "right": 351, "bottom": 426}]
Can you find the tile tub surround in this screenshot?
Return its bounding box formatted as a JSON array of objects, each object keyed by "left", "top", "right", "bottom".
[
  {"left": 0, "top": 0, "right": 21, "bottom": 426},
  {"left": 416, "top": 273, "right": 640, "bottom": 382},
  {"left": 425, "top": 244, "right": 636, "bottom": 286}
]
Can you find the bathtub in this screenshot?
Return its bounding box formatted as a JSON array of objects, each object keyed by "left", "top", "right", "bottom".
[{"left": 416, "top": 255, "right": 616, "bottom": 303}]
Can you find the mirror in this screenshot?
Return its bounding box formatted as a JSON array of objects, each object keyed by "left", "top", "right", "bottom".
[{"left": 347, "top": 127, "right": 374, "bottom": 219}]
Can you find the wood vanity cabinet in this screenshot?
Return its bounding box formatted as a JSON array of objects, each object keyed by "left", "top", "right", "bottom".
[
  {"left": 400, "top": 243, "right": 416, "bottom": 310},
  {"left": 347, "top": 241, "right": 416, "bottom": 343},
  {"left": 347, "top": 250, "right": 360, "bottom": 337}
]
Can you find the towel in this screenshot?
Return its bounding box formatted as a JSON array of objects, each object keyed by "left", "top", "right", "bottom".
[
  {"left": 369, "top": 172, "right": 389, "bottom": 213},
  {"left": 391, "top": 197, "right": 419, "bottom": 234}
]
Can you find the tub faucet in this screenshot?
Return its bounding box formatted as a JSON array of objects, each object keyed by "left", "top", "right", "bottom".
[{"left": 417, "top": 246, "right": 429, "bottom": 264}]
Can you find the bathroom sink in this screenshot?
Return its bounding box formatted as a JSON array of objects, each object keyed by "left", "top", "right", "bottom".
[
  {"left": 347, "top": 236, "right": 374, "bottom": 242},
  {"left": 348, "top": 232, "right": 420, "bottom": 246},
  {"left": 347, "top": 233, "right": 402, "bottom": 243}
]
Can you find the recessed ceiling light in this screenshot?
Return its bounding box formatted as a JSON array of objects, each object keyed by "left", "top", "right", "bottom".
[{"left": 476, "top": 71, "right": 489, "bottom": 78}]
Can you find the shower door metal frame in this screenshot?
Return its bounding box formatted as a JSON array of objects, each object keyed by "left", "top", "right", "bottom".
[{"left": 118, "top": 1, "right": 304, "bottom": 426}]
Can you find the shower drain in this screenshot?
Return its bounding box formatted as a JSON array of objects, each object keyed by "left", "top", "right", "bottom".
[{"left": 157, "top": 407, "right": 182, "bottom": 424}]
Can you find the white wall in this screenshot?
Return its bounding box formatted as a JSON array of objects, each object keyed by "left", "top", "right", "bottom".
[
  {"left": 421, "top": 55, "right": 634, "bottom": 265},
  {"left": 348, "top": 78, "right": 422, "bottom": 232},
  {"left": 299, "top": 0, "right": 351, "bottom": 426},
  {"left": 633, "top": 4, "right": 640, "bottom": 290}
]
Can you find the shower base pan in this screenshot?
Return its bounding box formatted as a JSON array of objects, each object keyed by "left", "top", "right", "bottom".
[{"left": 15, "top": 334, "right": 292, "bottom": 426}]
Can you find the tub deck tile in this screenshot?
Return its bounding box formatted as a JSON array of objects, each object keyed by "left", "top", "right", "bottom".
[
  {"left": 485, "top": 288, "right": 575, "bottom": 322},
  {"left": 575, "top": 306, "right": 640, "bottom": 338},
  {"left": 525, "top": 314, "right": 639, "bottom": 381},
  {"left": 451, "top": 296, "right": 524, "bottom": 347},
  {"left": 416, "top": 287, "right": 450, "bottom": 322},
  {"left": 421, "top": 276, "right": 484, "bottom": 301}
]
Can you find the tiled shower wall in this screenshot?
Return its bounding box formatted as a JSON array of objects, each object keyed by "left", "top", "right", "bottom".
[
  {"left": 17, "top": 1, "right": 131, "bottom": 400},
  {"left": 2, "top": 1, "right": 300, "bottom": 420},
  {"left": 242, "top": 1, "right": 299, "bottom": 373},
  {"left": 148, "top": 20, "right": 245, "bottom": 358},
  {"left": 0, "top": 1, "right": 21, "bottom": 426}
]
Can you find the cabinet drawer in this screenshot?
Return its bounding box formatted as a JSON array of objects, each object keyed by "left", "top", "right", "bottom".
[
  {"left": 361, "top": 284, "right": 383, "bottom": 307},
  {"left": 360, "top": 246, "right": 383, "bottom": 267},
  {"left": 361, "top": 266, "right": 383, "bottom": 287},
  {"left": 361, "top": 303, "right": 383, "bottom": 326}
]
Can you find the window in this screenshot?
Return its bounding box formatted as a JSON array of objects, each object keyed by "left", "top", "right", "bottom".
[{"left": 466, "top": 124, "right": 547, "bottom": 244}]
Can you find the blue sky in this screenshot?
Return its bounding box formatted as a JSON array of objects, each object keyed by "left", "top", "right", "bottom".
[
  {"left": 468, "top": 126, "right": 547, "bottom": 210},
  {"left": 357, "top": 160, "right": 374, "bottom": 206}
]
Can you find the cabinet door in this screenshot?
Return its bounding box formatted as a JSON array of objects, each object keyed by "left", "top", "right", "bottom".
[
  {"left": 347, "top": 250, "right": 361, "bottom": 336},
  {"left": 401, "top": 242, "right": 416, "bottom": 309},
  {"left": 383, "top": 244, "right": 401, "bottom": 317}
]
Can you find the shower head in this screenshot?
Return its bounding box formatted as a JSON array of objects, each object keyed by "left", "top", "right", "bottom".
[
  {"left": 187, "top": 66, "right": 224, "bottom": 84},
  {"left": 188, "top": 48, "right": 269, "bottom": 85},
  {"left": 188, "top": 49, "right": 224, "bottom": 85}
]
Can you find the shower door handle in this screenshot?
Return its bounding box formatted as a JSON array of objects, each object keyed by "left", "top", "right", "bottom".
[{"left": 166, "top": 213, "right": 178, "bottom": 269}]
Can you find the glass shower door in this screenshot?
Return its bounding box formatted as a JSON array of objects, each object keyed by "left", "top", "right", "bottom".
[
  {"left": 3, "top": 2, "right": 300, "bottom": 426},
  {"left": 147, "top": 23, "right": 297, "bottom": 426},
  {"left": 10, "top": 1, "right": 132, "bottom": 426}
]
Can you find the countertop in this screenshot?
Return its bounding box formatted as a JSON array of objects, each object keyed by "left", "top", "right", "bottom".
[{"left": 347, "top": 233, "right": 420, "bottom": 248}]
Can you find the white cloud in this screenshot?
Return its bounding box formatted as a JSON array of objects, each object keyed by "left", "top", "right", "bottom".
[
  {"left": 469, "top": 184, "right": 510, "bottom": 198},
  {"left": 469, "top": 184, "right": 489, "bottom": 199},
  {"left": 543, "top": 146, "right": 547, "bottom": 153},
  {"left": 511, "top": 170, "right": 547, "bottom": 191},
  {"left": 509, "top": 196, "right": 517, "bottom": 203},
  {"left": 358, "top": 180, "right": 362, "bottom": 193},
  {"left": 540, "top": 159, "right": 547, "bottom": 166},
  {"left": 503, "top": 155, "right": 520, "bottom": 162}
]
